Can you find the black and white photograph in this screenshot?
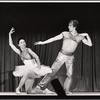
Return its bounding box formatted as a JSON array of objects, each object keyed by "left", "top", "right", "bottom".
[{"left": 0, "top": 1, "right": 100, "bottom": 98}]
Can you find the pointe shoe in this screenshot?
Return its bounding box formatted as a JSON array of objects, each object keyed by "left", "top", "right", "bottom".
[{"left": 16, "top": 88, "right": 21, "bottom": 94}]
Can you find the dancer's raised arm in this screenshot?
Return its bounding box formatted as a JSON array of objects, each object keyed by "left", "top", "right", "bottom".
[{"left": 9, "top": 27, "right": 20, "bottom": 55}]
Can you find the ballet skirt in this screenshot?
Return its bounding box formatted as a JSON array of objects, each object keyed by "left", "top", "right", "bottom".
[
  {"left": 13, "top": 48, "right": 52, "bottom": 77},
  {"left": 13, "top": 59, "right": 52, "bottom": 77}
]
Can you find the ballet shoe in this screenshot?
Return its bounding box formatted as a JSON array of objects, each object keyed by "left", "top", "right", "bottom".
[
  {"left": 66, "top": 91, "right": 72, "bottom": 94},
  {"left": 43, "top": 88, "right": 56, "bottom": 94},
  {"left": 16, "top": 88, "right": 21, "bottom": 94}
]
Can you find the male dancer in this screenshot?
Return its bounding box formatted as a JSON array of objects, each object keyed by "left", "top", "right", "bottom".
[{"left": 34, "top": 20, "right": 93, "bottom": 94}]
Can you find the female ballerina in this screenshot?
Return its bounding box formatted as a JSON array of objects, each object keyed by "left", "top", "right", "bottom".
[{"left": 9, "top": 27, "right": 52, "bottom": 94}]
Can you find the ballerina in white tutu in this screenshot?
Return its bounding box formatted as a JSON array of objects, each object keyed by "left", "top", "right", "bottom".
[{"left": 9, "top": 27, "right": 52, "bottom": 94}]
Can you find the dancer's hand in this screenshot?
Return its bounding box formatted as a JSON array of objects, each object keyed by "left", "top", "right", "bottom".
[
  {"left": 9, "top": 27, "right": 15, "bottom": 35},
  {"left": 34, "top": 41, "right": 43, "bottom": 45}
]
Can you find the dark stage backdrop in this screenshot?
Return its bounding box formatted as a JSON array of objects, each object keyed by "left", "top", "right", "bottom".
[{"left": 0, "top": 3, "right": 100, "bottom": 92}]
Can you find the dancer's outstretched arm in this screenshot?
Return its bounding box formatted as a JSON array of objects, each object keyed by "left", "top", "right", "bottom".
[
  {"left": 28, "top": 48, "right": 41, "bottom": 69},
  {"left": 9, "top": 27, "right": 20, "bottom": 55},
  {"left": 34, "top": 33, "right": 63, "bottom": 45}
]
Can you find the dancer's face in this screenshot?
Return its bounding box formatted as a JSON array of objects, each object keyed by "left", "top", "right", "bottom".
[
  {"left": 18, "top": 39, "right": 26, "bottom": 48},
  {"left": 68, "top": 22, "right": 75, "bottom": 32}
]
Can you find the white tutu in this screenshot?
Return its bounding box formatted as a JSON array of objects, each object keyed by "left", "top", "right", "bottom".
[{"left": 13, "top": 59, "right": 52, "bottom": 77}]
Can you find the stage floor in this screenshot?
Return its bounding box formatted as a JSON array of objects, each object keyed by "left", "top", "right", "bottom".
[
  {"left": 0, "top": 92, "right": 100, "bottom": 96},
  {"left": 0, "top": 92, "right": 57, "bottom": 96}
]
